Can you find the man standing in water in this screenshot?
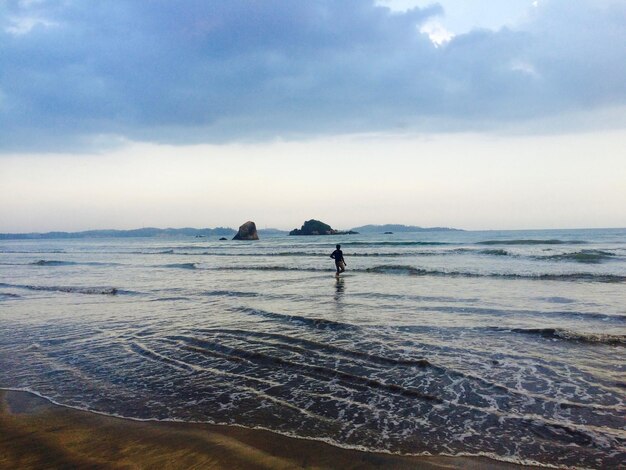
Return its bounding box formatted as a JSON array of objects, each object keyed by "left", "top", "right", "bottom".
[{"left": 330, "top": 244, "right": 346, "bottom": 276}]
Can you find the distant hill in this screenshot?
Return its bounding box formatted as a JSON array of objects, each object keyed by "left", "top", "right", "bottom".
[
  {"left": 350, "top": 224, "right": 463, "bottom": 233},
  {"left": 257, "top": 228, "right": 289, "bottom": 236},
  {"left": 0, "top": 227, "right": 237, "bottom": 240}
]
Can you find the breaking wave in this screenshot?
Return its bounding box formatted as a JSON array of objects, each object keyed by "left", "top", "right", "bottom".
[
  {"left": 214, "top": 266, "right": 326, "bottom": 272},
  {"left": 204, "top": 290, "right": 259, "bottom": 298},
  {"left": 0, "top": 292, "right": 21, "bottom": 300},
  {"left": 479, "top": 249, "right": 510, "bottom": 256},
  {"left": 495, "top": 327, "right": 626, "bottom": 346},
  {"left": 0, "top": 282, "right": 129, "bottom": 296},
  {"left": 161, "top": 263, "right": 198, "bottom": 270},
  {"left": 341, "top": 241, "right": 450, "bottom": 246},
  {"left": 31, "top": 260, "right": 78, "bottom": 266},
  {"left": 541, "top": 250, "right": 616, "bottom": 264},
  {"left": 477, "top": 239, "right": 586, "bottom": 246},
  {"left": 29, "top": 259, "right": 118, "bottom": 267},
  {"left": 149, "top": 262, "right": 626, "bottom": 283},
  {"left": 155, "top": 263, "right": 626, "bottom": 283},
  {"left": 0, "top": 249, "right": 65, "bottom": 254},
  {"left": 363, "top": 265, "right": 626, "bottom": 283}
]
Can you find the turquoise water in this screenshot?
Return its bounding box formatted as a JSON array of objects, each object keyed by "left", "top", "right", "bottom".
[{"left": 1, "top": 229, "right": 625, "bottom": 468}]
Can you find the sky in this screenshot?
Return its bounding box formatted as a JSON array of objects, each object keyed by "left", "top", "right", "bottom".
[{"left": 1, "top": 0, "right": 625, "bottom": 232}]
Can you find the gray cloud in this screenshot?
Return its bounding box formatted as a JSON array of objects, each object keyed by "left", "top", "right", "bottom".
[{"left": 1, "top": 0, "right": 625, "bottom": 152}]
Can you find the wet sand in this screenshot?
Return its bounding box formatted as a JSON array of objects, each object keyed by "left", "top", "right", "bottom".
[{"left": 0, "top": 389, "right": 539, "bottom": 469}]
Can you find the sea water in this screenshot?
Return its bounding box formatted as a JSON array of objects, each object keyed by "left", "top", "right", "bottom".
[{"left": 0, "top": 229, "right": 624, "bottom": 468}]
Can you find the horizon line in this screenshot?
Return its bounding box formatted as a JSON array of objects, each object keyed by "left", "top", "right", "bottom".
[{"left": 1, "top": 225, "right": 625, "bottom": 237}]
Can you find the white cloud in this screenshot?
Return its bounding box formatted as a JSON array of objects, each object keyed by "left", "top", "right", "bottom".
[
  {"left": 510, "top": 60, "right": 540, "bottom": 79},
  {"left": 4, "top": 15, "right": 57, "bottom": 35},
  {"left": 420, "top": 20, "right": 455, "bottom": 46},
  {"left": 379, "top": 0, "right": 536, "bottom": 33},
  {"left": 376, "top": 0, "right": 424, "bottom": 12}
]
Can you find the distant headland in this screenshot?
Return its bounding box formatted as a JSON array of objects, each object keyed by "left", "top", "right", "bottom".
[
  {"left": 0, "top": 223, "right": 462, "bottom": 240},
  {"left": 350, "top": 224, "right": 463, "bottom": 233},
  {"left": 0, "top": 227, "right": 237, "bottom": 240}
]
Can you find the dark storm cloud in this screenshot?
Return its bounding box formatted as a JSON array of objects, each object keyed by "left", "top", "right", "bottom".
[{"left": 0, "top": 0, "right": 625, "bottom": 152}]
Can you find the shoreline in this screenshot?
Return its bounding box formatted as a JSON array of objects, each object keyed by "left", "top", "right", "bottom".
[{"left": 0, "top": 389, "right": 543, "bottom": 469}]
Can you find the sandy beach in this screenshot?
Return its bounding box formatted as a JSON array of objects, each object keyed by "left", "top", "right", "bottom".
[{"left": 0, "top": 389, "right": 541, "bottom": 470}]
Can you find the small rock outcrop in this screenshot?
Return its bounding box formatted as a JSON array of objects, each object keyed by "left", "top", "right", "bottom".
[
  {"left": 232, "top": 221, "right": 259, "bottom": 240},
  {"left": 289, "top": 219, "right": 358, "bottom": 236}
]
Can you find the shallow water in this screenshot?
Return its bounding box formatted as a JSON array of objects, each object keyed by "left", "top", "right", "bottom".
[{"left": 1, "top": 229, "right": 625, "bottom": 468}]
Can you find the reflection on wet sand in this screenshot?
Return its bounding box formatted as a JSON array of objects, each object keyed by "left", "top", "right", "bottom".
[{"left": 0, "top": 389, "right": 532, "bottom": 470}]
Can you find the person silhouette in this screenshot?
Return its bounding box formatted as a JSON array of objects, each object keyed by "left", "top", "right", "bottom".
[{"left": 330, "top": 244, "right": 346, "bottom": 276}]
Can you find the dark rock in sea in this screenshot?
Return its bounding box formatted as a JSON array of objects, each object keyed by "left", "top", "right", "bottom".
[
  {"left": 232, "top": 221, "right": 259, "bottom": 240},
  {"left": 290, "top": 219, "right": 332, "bottom": 236},
  {"left": 384, "top": 231, "right": 393, "bottom": 234},
  {"left": 289, "top": 219, "right": 358, "bottom": 236},
  {"left": 219, "top": 237, "right": 228, "bottom": 241}
]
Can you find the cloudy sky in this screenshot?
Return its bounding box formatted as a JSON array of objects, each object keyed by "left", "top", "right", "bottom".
[{"left": 1, "top": 0, "right": 625, "bottom": 231}]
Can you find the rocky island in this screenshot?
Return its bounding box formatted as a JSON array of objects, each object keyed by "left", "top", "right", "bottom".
[
  {"left": 232, "top": 221, "right": 259, "bottom": 240},
  {"left": 289, "top": 219, "right": 358, "bottom": 236}
]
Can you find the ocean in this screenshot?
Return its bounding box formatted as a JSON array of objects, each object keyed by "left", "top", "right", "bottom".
[{"left": 0, "top": 228, "right": 624, "bottom": 468}]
